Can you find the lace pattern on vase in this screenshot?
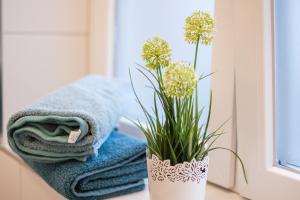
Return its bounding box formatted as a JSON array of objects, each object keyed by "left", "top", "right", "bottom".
[{"left": 149, "top": 155, "right": 209, "bottom": 183}]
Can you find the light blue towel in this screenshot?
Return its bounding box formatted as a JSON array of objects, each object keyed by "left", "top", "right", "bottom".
[
  {"left": 24, "top": 131, "right": 147, "bottom": 200},
  {"left": 7, "top": 75, "right": 132, "bottom": 162}
]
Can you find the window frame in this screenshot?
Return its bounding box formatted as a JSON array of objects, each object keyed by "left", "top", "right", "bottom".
[{"left": 234, "top": 0, "right": 300, "bottom": 199}]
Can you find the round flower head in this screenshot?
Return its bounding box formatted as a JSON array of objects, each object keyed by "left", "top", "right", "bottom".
[
  {"left": 164, "top": 62, "right": 197, "bottom": 98},
  {"left": 184, "top": 11, "right": 215, "bottom": 45},
  {"left": 142, "top": 36, "right": 171, "bottom": 70}
]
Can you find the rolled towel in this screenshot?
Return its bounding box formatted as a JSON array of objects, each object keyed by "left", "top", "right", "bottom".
[
  {"left": 24, "top": 131, "right": 147, "bottom": 200},
  {"left": 7, "top": 75, "right": 132, "bottom": 162}
]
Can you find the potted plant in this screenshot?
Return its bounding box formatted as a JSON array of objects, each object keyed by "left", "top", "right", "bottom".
[{"left": 130, "top": 11, "right": 247, "bottom": 200}]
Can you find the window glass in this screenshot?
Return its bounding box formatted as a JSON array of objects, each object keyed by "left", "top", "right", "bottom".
[{"left": 275, "top": 0, "right": 300, "bottom": 171}]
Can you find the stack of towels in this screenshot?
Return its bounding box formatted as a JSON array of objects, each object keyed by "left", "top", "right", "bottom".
[{"left": 7, "top": 75, "right": 147, "bottom": 200}]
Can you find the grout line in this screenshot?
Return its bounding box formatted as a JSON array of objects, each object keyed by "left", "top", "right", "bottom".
[
  {"left": 2, "top": 32, "right": 88, "bottom": 36},
  {"left": 86, "top": 0, "right": 91, "bottom": 74}
]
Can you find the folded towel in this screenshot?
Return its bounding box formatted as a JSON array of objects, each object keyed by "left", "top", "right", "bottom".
[
  {"left": 7, "top": 75, "right": 132, "bottom": 162},
  {"left": 24, "top": 131, "right": 147, "bottom": 200}
]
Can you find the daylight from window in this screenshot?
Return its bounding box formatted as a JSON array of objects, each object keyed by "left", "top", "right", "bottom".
[{"left": 275, "top": 0, "right": 300, "bottom": 171}]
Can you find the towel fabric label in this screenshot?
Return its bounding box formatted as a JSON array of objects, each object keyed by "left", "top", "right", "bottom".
[{"left": 68, "top": 129, "right": 81, "bottom": 143}]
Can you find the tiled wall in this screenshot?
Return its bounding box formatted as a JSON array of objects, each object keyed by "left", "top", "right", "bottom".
[
  {"left": 0, "top": 1, "right": 90, "bottom": 199},
  {"left": 2, "top": 0, "right": 89, "bottom": 142}
]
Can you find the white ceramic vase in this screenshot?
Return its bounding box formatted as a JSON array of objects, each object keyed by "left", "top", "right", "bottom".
[{"left": 147, "top": 155, "right": 209, "bottom": 200}]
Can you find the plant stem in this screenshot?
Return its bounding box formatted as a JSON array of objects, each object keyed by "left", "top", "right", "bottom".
[
  {"left": 189, "top": 38, "right": 200, "bottom": 159},
  {"left": 193, "top": 38, "right": 200, "bottom": 70}
]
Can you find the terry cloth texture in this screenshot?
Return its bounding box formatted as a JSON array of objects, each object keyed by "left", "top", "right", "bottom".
[
  {"left": 7, "top": 75, "right": 132, "bottom": 162},
  {"left": 24, "top": 131, "right": 147, "bottom": 200}
]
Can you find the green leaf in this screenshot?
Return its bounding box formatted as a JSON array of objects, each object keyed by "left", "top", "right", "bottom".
[{"left": 208, "top": 147, "right": 248, "bottom": 184}]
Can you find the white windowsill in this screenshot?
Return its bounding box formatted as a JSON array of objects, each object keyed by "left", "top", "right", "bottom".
[
  {"left": 0, "top": 118, "right": 247, "bottom": 200},
  {"left": 109, "top": 182, "right": 246, "bottom": 200}
]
